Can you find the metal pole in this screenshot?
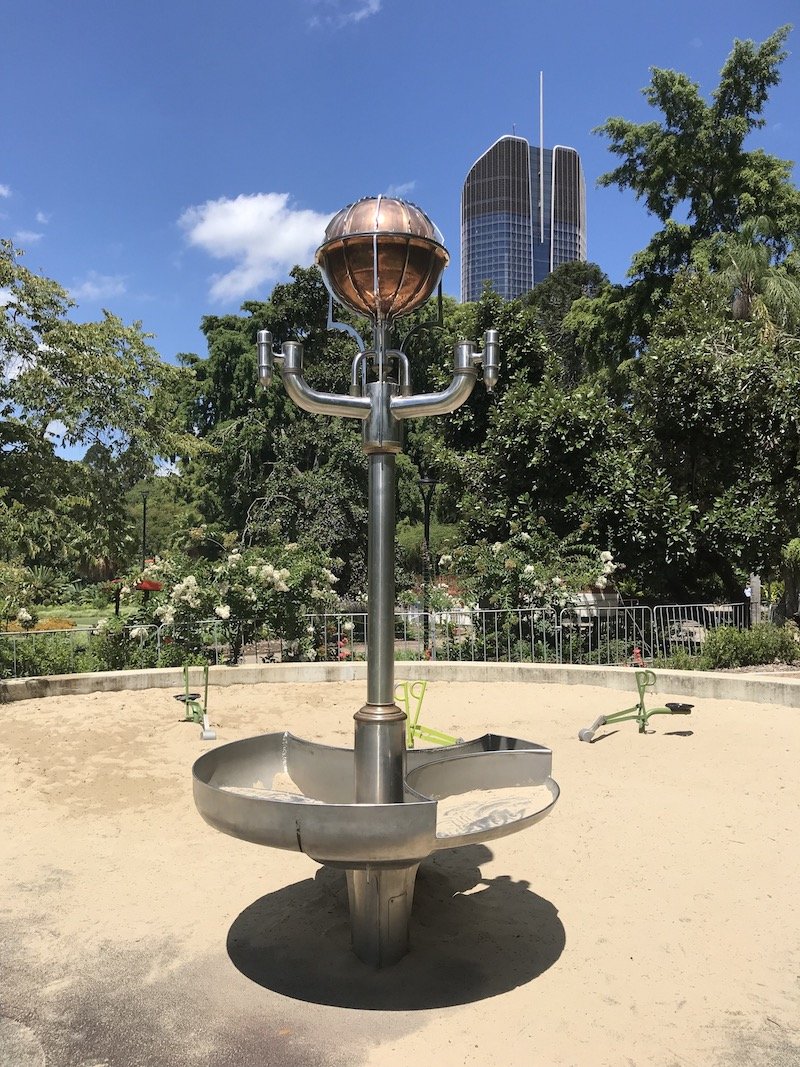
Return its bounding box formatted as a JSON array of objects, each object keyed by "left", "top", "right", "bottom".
[
  {"left": 353, "top": 333, "right": 405, "bottom": 807},
  {"left": 423, "top": 492, "right": 431, "bottom": 652},
  {"left": 367, "top": 452, "right": 396, "bottom": 706},
  {"left": 418, "top": 476, "right": 438, "bottom": 656}
]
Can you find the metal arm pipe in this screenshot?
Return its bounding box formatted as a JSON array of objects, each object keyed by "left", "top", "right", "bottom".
[
  {"left": 280, "top": 341, "right": 370, "bottom": 419},
  {"left": 482, "top": 329, "right": 500, "bottom": 392},
  {"left": 257, "top": 330, "right": 274, "bottom": 386},
  {"left": 350, "top": 352, "right": 368, "bottom": 397},
  {"left": 391, "top": 350, "right": 412, "bottom": 396},
  {"left": 390, "top": 341, "right": 477, "bottom": 419}
]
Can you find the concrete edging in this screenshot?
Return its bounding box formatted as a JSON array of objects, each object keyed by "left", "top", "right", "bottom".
[{"left": 2, "top": 660, "right": 799, "bottom": 707}]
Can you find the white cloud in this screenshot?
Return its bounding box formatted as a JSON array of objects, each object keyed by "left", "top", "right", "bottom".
[
  {"left": 35, "top": 211, "right": 51, "bottom": 224},
  {"left": 69, "top": 271, "right": 127, "bottom": 301},
  {"left": 0, "top": 288, "right": 15, "bottom": 307},
  {"left": 385, "top": 180, "right": 417, "bottom": 198},
  {"left": 179, "top": 192, "right": 332, "bottom": 303},
  {"left": 0, "top": 184, "right": 10, "bottom": 198},
  {"left": 14, "top": 230, "right": 43, "bottom": 244},
  {"left": 309, "top": 0, "right": 381, "bottom": 28}
]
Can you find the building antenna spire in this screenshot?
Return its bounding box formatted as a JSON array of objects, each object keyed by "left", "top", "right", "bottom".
[{"left": 539, "top": 70, "right": 544, "bottom": 245}]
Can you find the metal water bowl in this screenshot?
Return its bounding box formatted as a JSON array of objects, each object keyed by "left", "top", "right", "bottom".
[{"left": 193, "top": 732, "right": 558, "bottom": 866}]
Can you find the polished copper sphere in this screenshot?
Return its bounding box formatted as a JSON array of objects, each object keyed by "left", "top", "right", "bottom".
[{"left": 315, "top": 197, "right": 449, "bottom": 322}]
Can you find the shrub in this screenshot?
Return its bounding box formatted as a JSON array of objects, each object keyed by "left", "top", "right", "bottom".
[
  {"left": 703, "top": 624, "right": 799, "bottom": 669},
  {"left": 651, "top": 648, "right": 707, "bottom": 671},
  {"left": 0, "top": 631, "right": 88, "bottom": 678}
]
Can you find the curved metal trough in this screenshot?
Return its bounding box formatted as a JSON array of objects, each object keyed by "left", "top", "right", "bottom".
[{"left": 193, "top": 732, "right": 558, "bottom": 965}]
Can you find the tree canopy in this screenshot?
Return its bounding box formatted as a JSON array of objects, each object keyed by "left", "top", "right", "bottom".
[
  {"left": 0, "top": 240, "right": 198, "bottom": 575},
  {"left": 3, "top": 27, "right": 800, "bottom": 613}
]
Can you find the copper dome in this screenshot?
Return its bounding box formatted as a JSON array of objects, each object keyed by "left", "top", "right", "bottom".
[{"left": 315, "top": 197, "right": 449, "bottom": 322}]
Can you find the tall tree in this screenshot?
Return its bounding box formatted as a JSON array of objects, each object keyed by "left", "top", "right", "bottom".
[
  {"left": 0, "top": 240, "right": 198, "bottom": 572},
  {"left": 591, "top": 25, "right": 800, "bottom": 341}
]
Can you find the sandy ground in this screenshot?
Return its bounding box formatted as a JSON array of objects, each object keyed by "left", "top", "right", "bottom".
[{"left": 1, "top": 676, "right": 798, "bottom": 1067}]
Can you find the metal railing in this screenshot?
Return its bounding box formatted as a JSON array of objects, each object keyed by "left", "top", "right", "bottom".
[
  {"left": 0, "top": 602, "right": 752, "bottom": 679},
  {"left": 652, "top": 602, "right": 746, "bottom": 658}
]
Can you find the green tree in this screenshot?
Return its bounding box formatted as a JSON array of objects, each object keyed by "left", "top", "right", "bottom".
[
  {"left": 592, "top": 25, "right": 800, "bottom": 341},
  {"left": 0, "top": 240, "right": 198, "bottom": 574},
  {"left": 715, "top": 216, "right": 800, "bottom": 331}
]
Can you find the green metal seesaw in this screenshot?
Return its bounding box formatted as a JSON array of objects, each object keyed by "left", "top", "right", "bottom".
[
  {"left": 578, "top": 669, "right": 693, "bottom": 742},
  {"left": 174, "top": 664, "right": 217, "bottom": 740}
]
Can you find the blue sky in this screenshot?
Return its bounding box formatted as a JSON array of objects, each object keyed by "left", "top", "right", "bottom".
[{"left": 2, "top": 0, "right": 798, "bottom": 365}]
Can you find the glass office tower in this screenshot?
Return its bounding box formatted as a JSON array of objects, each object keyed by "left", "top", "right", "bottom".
[{"left": 461, "top": 135, "right": 586, "bottom": 303}]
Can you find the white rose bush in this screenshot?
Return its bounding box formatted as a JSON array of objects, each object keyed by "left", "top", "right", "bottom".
[
  {"left": 95, "top": 540, "right": 341, "bottom": 667},
  {"left": 449, "top": 521, "right": 621, "bottom": 661}
]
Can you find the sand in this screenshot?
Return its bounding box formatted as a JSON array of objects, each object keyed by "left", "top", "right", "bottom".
[{"left": 1, "top": 677, "right": 798, "bottom": 1067}]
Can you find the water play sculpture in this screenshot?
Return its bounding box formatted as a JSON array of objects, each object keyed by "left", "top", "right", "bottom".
[{"left": 192, "top": 197, "right": 560, "bottom": 967}]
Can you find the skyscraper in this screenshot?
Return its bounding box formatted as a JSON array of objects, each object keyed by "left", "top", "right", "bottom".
[{"left": 460, "top": 135, "right": 587, "bottom": 303}]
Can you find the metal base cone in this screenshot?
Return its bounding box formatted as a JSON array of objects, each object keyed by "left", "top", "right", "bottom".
[{"left": 346, "top": 862, "right": 420, "bottom": 967}]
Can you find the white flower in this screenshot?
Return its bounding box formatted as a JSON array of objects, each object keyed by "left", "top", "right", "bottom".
[
  {"left": 439, "top": 554, "right": 453, "bottom": 567},
  {"left": 523, "top": 565, "right": 536, "bottom": 577},
  {"left": 247, "top": 566, "right": 258, "bottom": 577},
  {"left": 324, "top": 569, "right": 339, "bottom": 585},
  {"left": 158, "top": 607, "right": 175, "bottom": 626},
  {"left": 16, "top": 608, "right": 32, "bottom": 623},
  {"left": 603, "top": 561, "right": 615, "bottom": 575},
  {"left": 217, "top": 581, "right": 230, "bottom": 596},
  {"left": 214, "top": 604, "right": 231, "bottom": 620},
  {"left": 595, "top": 576, "right": 608, "bottom": 589},
  {"left": 129, "top": 626, "right": 148, "bottom": 640},
  {"left": 343, "top": 621, "right": 354, "bottom": 632},
  {"left": 275, "top": 581, "right": 289, "bottom": 593},
  {"left": 519, "top": 532, "right": 531, "bottom": 542},
  {"left": 600, "top": 551, "right": 613, "bottom": 563},
  {"left": 94, "top": 618, "right": 109, "bottom": 633},
  {"left": 491, "top": 542, "right": 503, "bottom": 555},
  {"left": 306, "top": 624, "right": 315, "bottom": 635},
  {"left": 552, "top": 576, "right": 563, "bottom": 587},
  {"left": 285, "top": 542, "right": 298, "bottom": 550},
  {"left": 227, "top": 552, "right": 242, "bottom": 565},
  {"left": 120, "top": 585, "right": 131, "bottom": 596}
]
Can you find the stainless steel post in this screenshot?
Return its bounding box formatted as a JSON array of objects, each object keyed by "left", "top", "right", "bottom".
[
  {"left": 245, "top": 197, "right": 506, "bottom": 968},
  {"left": 353, "top": 337, "right": 406, "bottom": 808},
  {"left": 367, "top": 452, "right": 395, "bottom": 708}
]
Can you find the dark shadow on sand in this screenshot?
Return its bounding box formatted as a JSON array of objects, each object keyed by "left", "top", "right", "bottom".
[
  {"left": 227, "top": 844, "right": 564, "bottom": 1009},
  {"left": 588, "top": 729, "right": 619, "bottom": 743}
]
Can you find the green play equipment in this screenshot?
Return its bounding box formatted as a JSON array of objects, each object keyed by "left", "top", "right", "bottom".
[
  {"left": 174, "top": 664, "right": 216, "bottom": 740},
  {"left": 578, "top": 669, "right": 693, "bottom": 742},
  {"left": 394, "top": 680, "right": 461, "bottom": 749}
]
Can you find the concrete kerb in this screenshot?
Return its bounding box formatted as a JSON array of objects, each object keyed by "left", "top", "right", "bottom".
[{"left": 2, "top": 660, "right": 800, "bottom": 708}]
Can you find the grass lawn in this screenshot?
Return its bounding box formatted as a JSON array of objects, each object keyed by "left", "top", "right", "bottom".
[{"left": 37, "top": 605, "right": 119, "bottom": 629}]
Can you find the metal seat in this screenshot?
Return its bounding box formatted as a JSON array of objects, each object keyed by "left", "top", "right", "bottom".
[{"left": 394, "top": 680, "right": 460, "bottom": 749}]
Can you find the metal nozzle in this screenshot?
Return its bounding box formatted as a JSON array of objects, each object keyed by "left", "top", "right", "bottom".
[
  {"left": 257, "top": 329, "right": 274, "bottom": 386},
  {"left": 482, "top": 329, "right": 500, "bottom": 392}
]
